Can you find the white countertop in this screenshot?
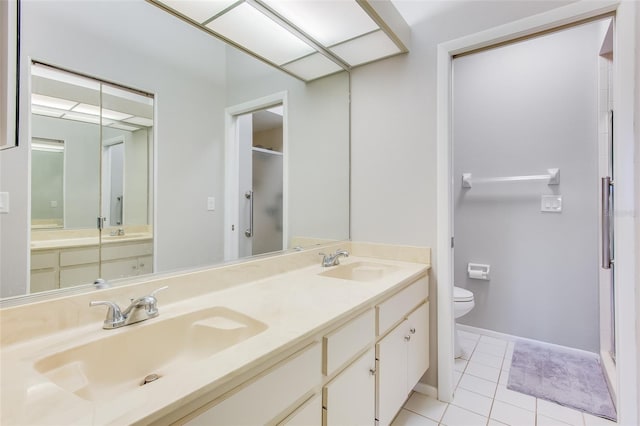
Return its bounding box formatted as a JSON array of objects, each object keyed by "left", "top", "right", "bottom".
[{"left": 0, "top": 254, "right": 429, "bottom": 425}]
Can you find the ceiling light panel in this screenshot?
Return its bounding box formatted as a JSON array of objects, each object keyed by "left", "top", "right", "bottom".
[
  {"left": 264, "top": 0, "right": 378, "bottom": 46},
  {"left": 206, "top": 2, "right": 315, "bottom": 65},
  {"left": 330, "top": 29, "right": 401, "bottom": 66},
  {"left": 159, "top": 0, "right": 238, "bottom": 23},
  {"left": 282, "top": 52, "right": 344, "bottom": 81}
]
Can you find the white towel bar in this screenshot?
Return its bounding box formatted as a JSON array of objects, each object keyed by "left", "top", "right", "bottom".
[{"left": 462, "top": 168, "right": 559, "bottom": 188}]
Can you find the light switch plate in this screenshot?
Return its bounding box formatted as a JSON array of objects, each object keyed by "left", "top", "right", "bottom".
[
  {"left": 541, "top": 195, "right": 562, "bottom": 212},
  {"left": 207, "top": 196, "right": 215, "bottom": 211},
  {"left": 0, "top": 192, "right": 9, "bottom": 214}
]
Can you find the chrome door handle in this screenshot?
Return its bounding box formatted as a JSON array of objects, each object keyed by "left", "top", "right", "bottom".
[
  {"left": 244, "top": 190, "right": 253, "bottom": 238},
  {"left": 601, "top": 177, "right": 613, "bottom": 269},
  {"left": 404, "top": 335, "right": 411, "bottom": 342},
  {"left": 410, "top": 327, "right": 416, "bottom": 334}
]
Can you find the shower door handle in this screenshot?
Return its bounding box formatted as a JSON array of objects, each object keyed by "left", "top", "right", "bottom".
[
  {"left": 601, "top": 177, "right": 613, "bottom": 269},
  {"left": 244, "top": 190, "right": 253, "bottom": 238}
]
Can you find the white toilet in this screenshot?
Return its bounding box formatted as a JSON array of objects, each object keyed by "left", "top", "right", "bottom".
[{"left": 454, "top": 286, "right": 475, "bottom": 358}]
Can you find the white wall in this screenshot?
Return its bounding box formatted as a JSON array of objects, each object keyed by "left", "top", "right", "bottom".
[
  {"left": 351, "top": 0, "right": 577, "bottom": 386},
  {"left": 453, "top": 21, "right": 602, "bottom": 352}
]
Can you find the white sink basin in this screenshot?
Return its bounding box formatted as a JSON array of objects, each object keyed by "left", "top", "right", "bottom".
[
  {"left": 319, "top": 261, "right": 399, "bottom": 282},
  {"left": 34, "top": 307, "right": 267, "bottom": 401}
]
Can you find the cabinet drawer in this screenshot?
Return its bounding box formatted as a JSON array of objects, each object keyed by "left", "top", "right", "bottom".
[
  {"left": 60, "top": 247, "right": 99, "bottom": 266},
  {"left": 30, "top": 270, "right": 59, "bottom": 293},
  {"left": 31, "top": 251, "right": 58, "bottom": 270},
  {"left": 59, "top": 264, "right": 99, "bottom": 288},
  {"left": 278, "top": 394, "right": 321, "bottom": 425},
  {"left": 187, "top": 342, "right": 321, "bottom": 425},
  {"left": 101, "top": 241, "right": 152, "bottom": 261},
  {"left": 377, "top": 277, "right": 428, "bottom": 336},
  {"left": 323, "top": 309, "right": 374, "bottom": 377}
]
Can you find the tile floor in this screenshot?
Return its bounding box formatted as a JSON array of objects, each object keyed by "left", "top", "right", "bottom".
[{"left": 391, "top": 330, "right": 617, "bottom": 426}]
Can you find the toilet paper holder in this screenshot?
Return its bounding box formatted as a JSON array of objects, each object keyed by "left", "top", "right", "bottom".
[{"left": 468, "top": 263, "right": 490, "bottom": 280}]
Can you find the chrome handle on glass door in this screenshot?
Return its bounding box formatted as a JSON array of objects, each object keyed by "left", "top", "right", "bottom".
[
  {"left": 601, "top": 177, "right": 614, "bottom": 269},
  {"left": 244, "top": 190, "right": 253, "bottom": 238}
]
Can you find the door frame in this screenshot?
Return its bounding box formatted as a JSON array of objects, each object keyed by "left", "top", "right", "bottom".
[
  {"left": 102, "top": 135, "right": 125, "bottom": 227},
  {"left": 224, "top": 92, "right": 288, "bottom": 261},
  {"left": 436, "top": 2, "right": 637, "bottom": 423}
]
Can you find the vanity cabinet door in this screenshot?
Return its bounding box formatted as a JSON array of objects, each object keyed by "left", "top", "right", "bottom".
[
  {"left": 407, "top": 303, "right": 429, "bottom": 393},
  {"left": 279, "top": 394, "right": 321, "bottom": 425},
  {"left": 323, "top": 347, "right": 375, "bottom": 426},
  {"left": 101, "top": 258, "right": 138, "bottom": 279},
  {"left": 376, "top": 321, "right": 408, "bottom": 426}
]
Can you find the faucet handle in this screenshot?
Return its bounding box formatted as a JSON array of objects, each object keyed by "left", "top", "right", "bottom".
[{"left": 90, "top": 300, "right": 125, "bottom": 329}]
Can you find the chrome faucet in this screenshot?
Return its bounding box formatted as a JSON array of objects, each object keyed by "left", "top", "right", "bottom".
[
  {"left": 319, "top": 249, "right": 349, "bottom": 267},
  {"left": 90, "top": 286, "right": 168, "bottom": 329}
]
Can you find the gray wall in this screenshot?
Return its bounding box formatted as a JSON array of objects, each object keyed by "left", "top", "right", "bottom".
[{"left": 453, "top": 21, "right": 602, "bottom": 352}]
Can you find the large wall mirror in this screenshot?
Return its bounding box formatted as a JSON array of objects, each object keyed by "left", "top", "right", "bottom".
[{"left": 0, "top": 0, "right": 350, "bottom": 301}]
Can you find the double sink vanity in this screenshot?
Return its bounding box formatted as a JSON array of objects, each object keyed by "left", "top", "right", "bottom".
[{"left": 1, "top": 242, "right": 431, "bottom": 425}]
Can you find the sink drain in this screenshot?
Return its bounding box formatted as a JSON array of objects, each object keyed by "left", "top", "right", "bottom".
[{"left": 141, "top": 373, "right": 161, "bottom": 386}]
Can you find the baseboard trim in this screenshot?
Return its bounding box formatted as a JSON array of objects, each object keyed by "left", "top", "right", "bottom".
[
  {"left": 457, "top": 324, "right": 599, "bottom": 359},
  {"left": 413, "top": 382, "right": 437, "bottom": 398}
]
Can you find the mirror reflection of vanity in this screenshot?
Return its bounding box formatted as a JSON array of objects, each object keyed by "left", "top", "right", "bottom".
[{"left": 0, "top": 0, "right": 350, "bottom": 300}]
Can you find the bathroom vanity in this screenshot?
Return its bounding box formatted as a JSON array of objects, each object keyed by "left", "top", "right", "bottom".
[{"left": 0, "top": 242, "right": 430, "bottom": 425}]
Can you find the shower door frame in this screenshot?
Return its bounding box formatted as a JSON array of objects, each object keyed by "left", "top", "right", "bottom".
[{"left": 436, "top": 2, "right": 637, "bottom": 424}]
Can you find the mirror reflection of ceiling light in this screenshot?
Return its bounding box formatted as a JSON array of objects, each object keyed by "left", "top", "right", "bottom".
[
  {"left": 31, "top": 93, "right": 77, "bottom": 110},
  {"left": 32, "top": 141, "right": 64, "bottom": 152},
  {"left": 107, "top": 122, "right": 143, "bottom": 132},
  {"left": 31, "top": 105, "right": 65, "bottom": 118},
  {"left": 150, "top": 0, "right": 410, "bottom": 82},
  {"left": 123, "top": 116, "right": 154, "bottom": 127},
  {"left": 61, "top": 111, "right": 114, "bottom": 126},
  {"left": 72, "top": 103, "right": 134, "bottom": 121}
]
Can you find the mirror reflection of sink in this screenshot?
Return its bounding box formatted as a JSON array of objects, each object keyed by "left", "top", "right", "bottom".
[
  {"left": 34, "top": 307, "right": 267, "bottom": 401},
  {"left": 319, "top": 261, "right": 399, "bottom": 282}
]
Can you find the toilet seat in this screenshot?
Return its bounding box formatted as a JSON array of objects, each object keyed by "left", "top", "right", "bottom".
[{"left": 454, "top": 286, "right": 474, "bottom": 302}]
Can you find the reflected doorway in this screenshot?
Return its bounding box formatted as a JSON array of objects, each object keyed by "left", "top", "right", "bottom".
[
  {"left": 224, "top": 93, "right": 288, "bottom": 261},
  {"left": 238, "top": 107, "right": 284, "bottom": 258}
]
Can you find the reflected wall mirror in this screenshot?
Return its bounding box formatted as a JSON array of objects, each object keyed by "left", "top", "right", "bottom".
[
  {"left": 0, "top": 0, "right": 350, "bottom": 302},
  {"left": 29, "top": 63, "right": 155, "bottom": 294}
]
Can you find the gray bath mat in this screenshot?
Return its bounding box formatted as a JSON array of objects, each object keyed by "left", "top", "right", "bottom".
[{"left": 507, "top": 340, "right": 616, "bottom": 421}]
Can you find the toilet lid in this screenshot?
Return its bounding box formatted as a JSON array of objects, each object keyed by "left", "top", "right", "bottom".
[{"left": 454, "top": 286, "right": 474, "bottom": 302}]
